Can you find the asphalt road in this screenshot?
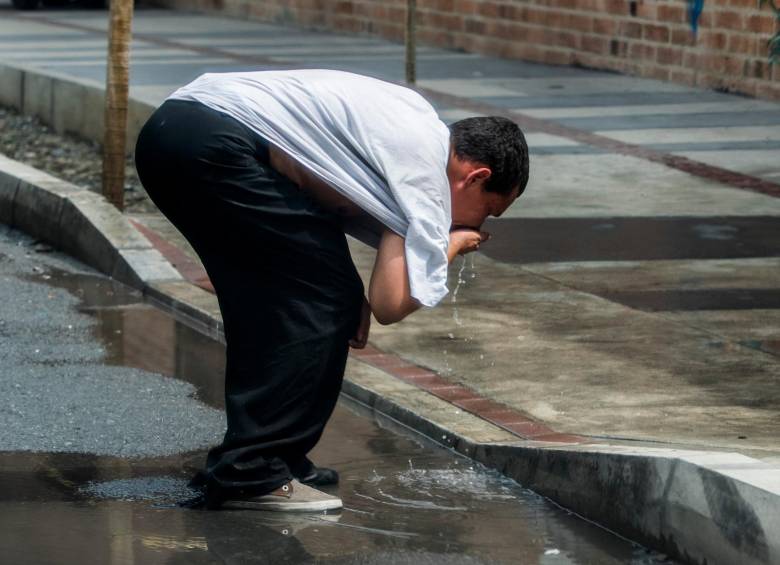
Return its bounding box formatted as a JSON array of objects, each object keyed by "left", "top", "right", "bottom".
[{"left": 0, "top": 224, "right": 224, "bottom": 457}]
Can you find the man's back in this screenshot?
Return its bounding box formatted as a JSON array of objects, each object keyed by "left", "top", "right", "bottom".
[{"left": 169, "top": 69, "right": 453, "bottom": 307}]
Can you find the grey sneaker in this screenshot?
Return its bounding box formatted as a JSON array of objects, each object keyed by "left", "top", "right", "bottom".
[{"left": 221, "top": 480, "right": 342, "bottom": 512}]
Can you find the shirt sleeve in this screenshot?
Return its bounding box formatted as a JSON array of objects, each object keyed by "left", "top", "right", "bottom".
[{"left": 367, "top": 117, "right": 452, "bottom": 308}]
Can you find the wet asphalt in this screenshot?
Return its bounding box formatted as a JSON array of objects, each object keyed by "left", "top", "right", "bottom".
[
  {"left": 0, "top": 224, "right": 674, "bottom": 564},
  {"left": 0, "top": 226, "right": 224, "bottom": 457}
]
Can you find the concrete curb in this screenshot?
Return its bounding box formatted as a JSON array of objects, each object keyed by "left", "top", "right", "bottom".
[
  {"left": 1, "top": 63, "right": 779, "bottom": 565},
  {"left": 343, "top": 360, "right": 780, "bottom": 565},
  {"left": 0, "top": 154, "right": 182, "bottom": 288},
  {"left": 0, "top": 61, "right": 154, "bottom": 147}
]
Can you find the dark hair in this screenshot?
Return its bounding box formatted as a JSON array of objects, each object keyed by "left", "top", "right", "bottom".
[{"left": 449, "top": 116, "right": 529, "bottom": 196}]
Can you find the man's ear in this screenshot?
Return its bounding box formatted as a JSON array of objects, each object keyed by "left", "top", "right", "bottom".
[{"left": 466, "top": 167, "right": 491, "bottom": 187}]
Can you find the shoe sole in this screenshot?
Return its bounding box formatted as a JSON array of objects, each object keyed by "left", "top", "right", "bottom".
[{"left": 221, "top": 498, "right": 343, "bottom": 512}]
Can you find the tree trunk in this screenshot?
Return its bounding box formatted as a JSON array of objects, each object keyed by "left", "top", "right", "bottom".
[
  {"left": 405, "top": 0, "right": 416, "bottom": 85},
  {"left": 102, "top": 0, "right": 134, "bottom": 211}
]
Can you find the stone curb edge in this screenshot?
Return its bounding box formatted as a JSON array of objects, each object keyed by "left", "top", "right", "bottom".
[
  {"left": 1, "top": 154, "right": 779, "bottom": 565},
  {"left": 0, "top": 60, "right": 153, "bottom": 148},
  {"left": 0, "top": 153, "right": 182, "bottom": 287}
]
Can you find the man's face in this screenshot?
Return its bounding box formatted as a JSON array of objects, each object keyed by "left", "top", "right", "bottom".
[
  {"left": 447, "top": 152, "right": 519, "bottom": 229},
  {"left": 447, "top": 151, "right": 520, "bottom": 229},
  {"left": 450, "top": 184, "right": 519, "bottom": 229}
]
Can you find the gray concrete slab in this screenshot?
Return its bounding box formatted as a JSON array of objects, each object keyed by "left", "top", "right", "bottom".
[
  {"left": 491, "top": 91, "right": 734, "bottom": 109},
  {"left": 647, "top": 140, "right": 780, "bottom": 153},
  {"left": 504, "top": 154, "right": 780, "bottom": 219},
  {"left": 558, "top": 111, "right": 780, "bottom": 131},
  {"left": 673, "top": 149, "right": 780, "bottom": 184},
  {"left": 598, "top": 125, "right": 780, "bottom": 145},
  {"left": 521, "top": 258, "right": 780, "bottom": 293},
  {"left": 519, "top": 100, "right": 780, "bottom": 119}
]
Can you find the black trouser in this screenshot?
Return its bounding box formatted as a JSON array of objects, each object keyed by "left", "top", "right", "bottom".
[{"left": 135, "top": 99, "right": 364, "bottom": 501}]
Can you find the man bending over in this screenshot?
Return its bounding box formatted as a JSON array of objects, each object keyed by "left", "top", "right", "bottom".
[{"left": 135, "top": 69, "right": 529, "bottom": 511}]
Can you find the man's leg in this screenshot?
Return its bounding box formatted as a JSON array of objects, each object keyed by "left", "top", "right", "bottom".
[{"left": 135, "top": 100, "right": 363, "bottom": 506}]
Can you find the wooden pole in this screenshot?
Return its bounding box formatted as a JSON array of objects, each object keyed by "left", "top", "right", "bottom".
[
  {"left": 405, "top": 0, "right": 417, "bottom": 85},
  {"left": 102, "top": 0, "right": 135, "bottom": 211}
]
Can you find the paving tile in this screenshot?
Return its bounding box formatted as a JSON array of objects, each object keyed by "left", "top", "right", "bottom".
[
  {"left": 364, "top": 354, "right": 411, "bottom": 370},
  {"left": 517, "top": 100, "right": 780, "bottom": 119},
  {"left": 597, "top": 125, "right": 780, "bottom": 145},
  {"left": 501, "top": 421, "right": 555, "bottom": 438},
  {"left": 390, "top": 366, "right": 439, "bottom": 380},
  {"left": 481, "top": 409, "right": 532, "bottom": 425},
  {"left": 530, "top": 433, "right": 586, "bottom": 443},
  {"left": 427, "top": 385, "right": 479, "bottom": 402},
  {"left": 453, "top": 398, "right": 509, "bottom": 414}
]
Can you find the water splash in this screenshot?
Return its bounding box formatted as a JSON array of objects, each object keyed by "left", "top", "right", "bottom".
[
  {"left": 451, "top": 256, "right": 468, "bottom": 326},
  {"left": 396, "top": 467, "right": 518, "bottom": 501},
  {"left": 451, "top": 255, "right": 477, "bottom": 327},
  {"left": 442, "top": 348, "right": 453, "bottom": 375}
]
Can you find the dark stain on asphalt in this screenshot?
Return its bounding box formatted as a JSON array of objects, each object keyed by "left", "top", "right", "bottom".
[
  {"left": 482, "top": 216, "right": 780, "bottom": 263},
  {"left": 596, "top": 288, "right": 780, "bottom": 311}
]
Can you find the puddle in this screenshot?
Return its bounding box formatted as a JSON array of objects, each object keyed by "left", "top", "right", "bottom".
[
  {"left": 1, "top": 234, "right": 675, "bottom": 564},
  {"left": 482, "top": 216, "right": 780, "bottom": 263},
  {"left": 80, "top": 476, "right": 200, "bottom": 502}
]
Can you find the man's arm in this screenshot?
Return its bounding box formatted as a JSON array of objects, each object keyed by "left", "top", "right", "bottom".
[
  {"left": 368, "top": 228, "right": 488, "bottom": 325},
  {"left": 369, "top": 231, "right": 420, "bottom": 325}
]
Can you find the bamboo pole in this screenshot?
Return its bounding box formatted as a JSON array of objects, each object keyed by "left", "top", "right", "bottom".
[
  {"left": 102, "top": 0, "right": 135, "bottom": 211},
  {"left": 405, "top": 0, "right": 417, "bottom": 85}
]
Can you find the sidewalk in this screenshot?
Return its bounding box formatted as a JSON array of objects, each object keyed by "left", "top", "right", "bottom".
[
  {"left": 0, "top": 4, "right": 779, "bottom": 562},
  {"left": 3, "top": 2, "right": 777, "bottom": 456}
]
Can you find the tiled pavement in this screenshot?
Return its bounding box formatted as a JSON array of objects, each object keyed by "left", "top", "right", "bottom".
[{"left": 1, "top": 3, "right": 779, "bottom": 459}]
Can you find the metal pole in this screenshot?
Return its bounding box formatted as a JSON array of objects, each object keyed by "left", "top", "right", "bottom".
[
  {"left": 102, "top": 0, "right": 135, "bottom": 211},
  {"left": 405, "top": 0, "right": 417, "bottom": 85}
]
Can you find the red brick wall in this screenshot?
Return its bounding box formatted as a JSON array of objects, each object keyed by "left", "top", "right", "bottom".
[{"left": 158, "top": 0, "right": 780, "bottom": 100}]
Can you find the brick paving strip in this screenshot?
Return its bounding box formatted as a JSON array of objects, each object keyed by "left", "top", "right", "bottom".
[
  {"left": 130, "top": 219, "right": 215, "bottom": 293},
  {"left": 10, "top": 12, "right": 780, "bottom": 201},
  {"left": 350, "top": 344, "right": 584, "bottom": 443}
]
